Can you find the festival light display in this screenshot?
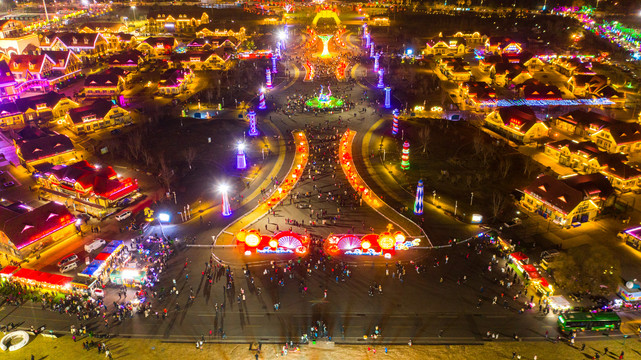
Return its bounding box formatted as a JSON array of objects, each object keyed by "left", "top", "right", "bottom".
[
  {"left": 236, "top": 143, "right": 247, "bottom": 170},
  {"left": 220, "top": 185, "right": 232, "bottom": 217},
  {"left": 374, "top": 53, "right": 380, "bottom": 72},
  {"left": 324, "top": 232, "right": 419, "bottom": 259},
  {"left": 370, "top": 43, "right": 375, "bottom": 58},
  {"left": 318, "top": 34, "right": 334, "bottom": 58},
  {"left": 257, "top": 132, "right": 308, "bottom": 213},
  {"left": 272, "top": 57, "right": 278, "bottom": 74},
  {"left": 414, "top": 179, "right": 424, "bottom": 215},
  {"left": 247, "top": 110, "right": 259, "bottom": 136},
  {"left": 276, "top": 42, "right": 282, "bottom": 58},
  {"left": 392, "top": 109, "right": 399, "bottom": 135},
  {"left": 303, "top": 61, "right": 314, "bottom": 82},
  {"left": 339, "top": 130, "right": 382, "bottom": 209},
  {"left": 401, "top": 141, "right": 410, "bottom": 170},
  {"left": 305, "top": 85, "right": 344, "bottom": 109},
  {"left": 384, "top": 87, "right": 391, "bottom": 109},
  {"left": 266, "top": 68, "right": 273, "bottom": 89},
  {"left": 365, "top": 33, "right": 371, "bottom": 48},
  {"left": 377, "top": 69, "right": 384, "bottom": 89},
  {"left": 336, "top": 61, "right": 347, "bottom": 81},
  {"left": 496, "top": 98, "right": 614, "bottom": 107},
  {"left": 237, "top": 230, "right": 309, "bottom": 256},
  {"left": 258, "top": 88, "right": 267, "bottom": 110}
]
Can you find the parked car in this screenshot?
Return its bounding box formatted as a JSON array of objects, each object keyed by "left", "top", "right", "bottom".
[
  {"left": 60, "top": 262, "right": 78, "bottom": 273},
  {"left": 3, "top": 181, "right": 15, "bottom": 188},
  {"left": 115, "top": 211, "right": 132, "bottom": 221},
  {"left": 85, "top": 238, "right": 106, "bottom": 253},
  {"left": 503, "top": 218, "right": 522, "bottom": 228},
  {"left": 57, "top": 253, "right": 78, "bottom": 267}
]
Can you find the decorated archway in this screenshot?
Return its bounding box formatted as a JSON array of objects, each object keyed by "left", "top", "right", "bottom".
[{"left": 312, "top": 9, "right": 341, "bottom": 27}]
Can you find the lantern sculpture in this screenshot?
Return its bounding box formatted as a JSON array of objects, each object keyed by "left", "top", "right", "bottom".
[
  {"left": 377, "top": 69, "right": 384, "bottom": 89},
  {"left": 370, "top": 42, "right": 375, "bottom": 58},
  {"left": 237, "top": 143, "right": 247, "bottom": 170},
  {"left": 258, "top": 88, "right": 266, "bottom": 110},
  {"left": 392, "top": 109, "right": 399, "bottom": 135},
  {"left": 247, "top": 110, "right": 259, "bottom": 136},
  {"left": 272, "top": 56, "right": 278, "bottom": 73},
  {"left": 266, "top": 69, "right": 273, "bottom": 89},
  {"left": 384, "top": 87, "right": 391, "bottom": 109},
  {"left": 374, "top": 53, "right": 380, "bottom": 72},
  {"left": 414, "top": 179, "right": 424, "bottom": 215},
  {"left": 401, "top": 141, "right": 410, "bottom": 170},
  {"left": 220, "top": 185, "right": 232, "bottom": 216}
]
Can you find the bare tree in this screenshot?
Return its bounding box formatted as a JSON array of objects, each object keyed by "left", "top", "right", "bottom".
[
  {"left": 126, "top": 131, "right": 144, "bottom": 161},
  {"left": 473, "top": 133, "right": 484, "bottom": 156},
  {"left": 158, "top": 153, "right": 174, "bottom": 192},
  {"left": 466, "top": 175, "right": 473, "bottom": 189},
  {"left": 499, "top": 157, "right": 512, "bottom": 178},
  {"left": 491, "top": 192, "right": 505, "bottom": 220},
  {"left": 183, "top": 147, "right": 197, "bottom": 170},
  {"left": 419, "top": 123, "right": 431, "bottom": 154},
  {"left": 523, "top": 158, "right": 537, "bottom": 177}
]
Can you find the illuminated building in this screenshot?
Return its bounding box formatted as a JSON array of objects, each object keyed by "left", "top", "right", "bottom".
[
  {"left": 590, "top": 122, "right": 641, "bottom": 157},
  {"left": 170, "top": 50, "right": 230, "bottom": 70},
  {"left": 65, "top": 99, "right": 130, "bottom": 134},
  {"left": 521, "top": 173, "right": 613, "bottom": 227},
  {"left": 40, "top": 33, "right": 109, "bottom": 62},
  {"left": 484, "top": 106, "right": 549, "bottom": 144},
  {"left": 0, "top": 20, "right": 24, "bottom": 39},
  {"left": 35, "top": 160, "right": 139, "bottom": 217},
  {"left": 147, "top": 8, "right": 210, "bottom": 34},
  {"left": 0, "top": 201, "right": 77, "bottom": 261},
  {"left": 0, "top": 34, "right": 40, "bottom": 57},
  {"left": 12, "top": 126, "right": 76, "bottom": 172},
  {"left": 107, "top": 50, "right": 145, "bottom": 68},
  {"left": 439, "top": 57, "right": 471, "bottom": 82},
  {"left": 423, "top": 37, "right": 466, "bottom": 56},
  {"left": 83, "top": 71, "right": 125, "bottom": 98},
  {"left": 0, "top": 91, "right": 79, "bottom": 127},
  {"left": 8, "top": 54, "right": 55, "bottom": 90},
  {"left": 137, "top": 37, "right": 178, "bottom": 56},
  {"left": 158, "top": 68, "right": 193, "bottom": 95},
  {"left": 195, "top": 24, "right": 246, "bottom": 41},
  {"left": 458, "top": 81, "right": 496, "bottom": 111},
  {"left": 41, "top": 50, "right": 82, "bottom": 85},
  {"left": 77, "top": 22, "right": 128, "bottom": 34}
]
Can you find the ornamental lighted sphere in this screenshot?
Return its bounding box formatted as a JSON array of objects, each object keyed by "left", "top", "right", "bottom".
[
  {"left": 378, "top": 234, "right": 395, "bottom": 250},
  {"left": 245, "top": 233, "right": 261, "bottom": 247}
]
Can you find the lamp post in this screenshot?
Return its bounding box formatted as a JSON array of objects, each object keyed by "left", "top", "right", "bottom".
[{"left": 131, "top": 5, "right": 136, "bottom": 23}]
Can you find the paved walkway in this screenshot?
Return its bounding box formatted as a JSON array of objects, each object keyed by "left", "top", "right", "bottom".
[
  {"left": 215, "top": 132, "right": 309, "bottom": 245},
  {"left": 339, "top": 130, "right": 429, "bottom": 244}
]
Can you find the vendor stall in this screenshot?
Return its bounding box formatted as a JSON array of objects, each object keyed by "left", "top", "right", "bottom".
[{"left": 10, "top": 268, "right": 73, "bottom": 293}]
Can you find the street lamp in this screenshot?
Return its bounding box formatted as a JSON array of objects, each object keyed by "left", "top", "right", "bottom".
[
  {"left": 219, "top": 184, "right": 232, "bottom": 217},
  {"left": 131, "top": 5, "right": 136, "bottom": 23}
]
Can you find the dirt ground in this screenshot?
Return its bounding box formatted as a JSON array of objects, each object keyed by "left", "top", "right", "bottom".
[{"left": 7, "top": 335, "right": 641, "bottom": 360}]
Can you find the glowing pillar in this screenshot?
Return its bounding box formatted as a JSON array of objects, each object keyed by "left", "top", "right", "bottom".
[
  {"left": 318, "top": 34, "right": 333, "bottom": 58},
  {"left": 377, "top": 69, "right": 384, "bottom": 89},
  {"left": 248, "top": 110, "right": 259, "bottom": 136},
  {"left": 414, "top": 179, "right": 424, "bottom": 215},
  {"left": 392, "top": 109, "right": 399, "bottom": 135},
  {"left": 374, "top": 53, "right": 380, "bottom": 72},
  {"left": 370, "top": 43, "right": 375, "bottom": 58},
  {"left": 401, "top": 141, "right": 410, "bottom": 170},
  {"left": 384, "top": 87, "right": 391, "bottom": 109},
  {"left": 365, "top": 33, "right": 370, "bottom": 48},
  {"left": 221, "top": 186, "right": 232, "bottom": 217},
  {"left": 266, "top": 69, "right": 272, "bottom": 89},
  {"left": 258, "top": 88, "right": 266, "bottom": 110},
  {"left": 276, "top": 42, "right": 282, "bottom": 58},
  {"left": 272, "top": 57, "right": 278, "bottom": 73},
  {"left": 237, "top": 143, "right": 247, "bottom": 170}
]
